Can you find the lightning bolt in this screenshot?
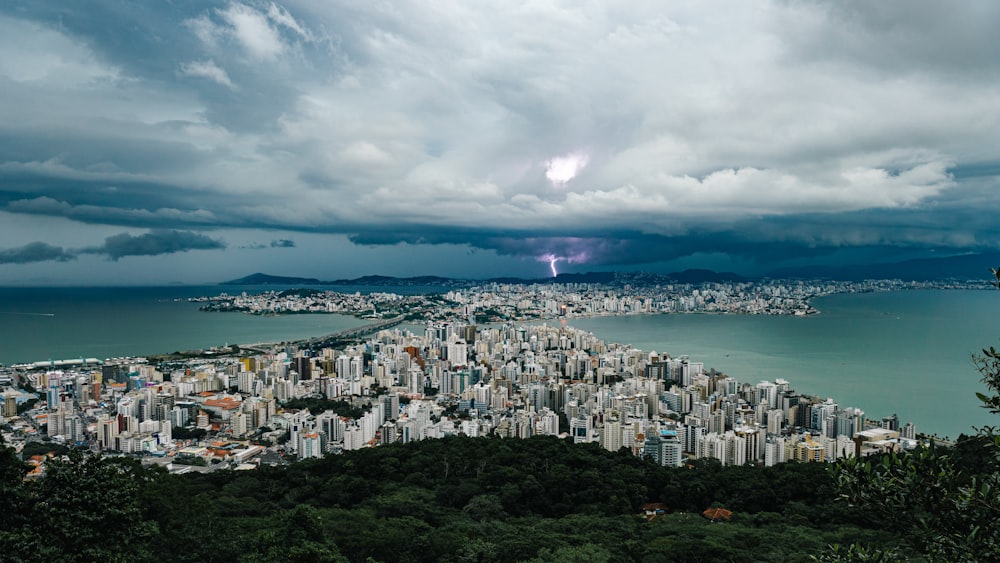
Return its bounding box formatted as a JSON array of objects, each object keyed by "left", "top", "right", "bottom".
[{"left": 549, "top": 257, "right": 558, "bottom": 277}]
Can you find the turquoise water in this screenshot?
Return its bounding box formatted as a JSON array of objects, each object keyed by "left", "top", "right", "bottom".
[
  {"left": 1, "top": 286, "right": 996, "bottom": 438},
  {"left": 0, "top": 286, "right": 368, "bottom": 364},
  {"left": 563, "top": 290, "right": 1000, "bottom": 440}
]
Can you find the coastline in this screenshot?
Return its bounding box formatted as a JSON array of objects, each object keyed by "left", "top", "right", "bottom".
[
  {"left": 192, "top": 280, "right": 990, "bottom": 324},
  {"left": 2, "top": 286, "right": 996, "bottom": 438}
]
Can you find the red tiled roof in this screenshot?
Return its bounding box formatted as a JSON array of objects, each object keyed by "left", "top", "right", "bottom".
[
  {"left": 702, "top": 507, "right": 733, "bottom": 521},
  {"left": 204, "top": 398, "right": 241, "bottom": 410}
]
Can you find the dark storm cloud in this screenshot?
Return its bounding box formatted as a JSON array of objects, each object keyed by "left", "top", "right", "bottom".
[
  {"left": 5, "top": 197, "right": 219, "bottom": 230},
  {"left": 81, "top": 230, "right": 225, "bottom": 261},
  {"left": 348, "top": 202, "right": 1000, "bottom": 269},
  {"left": 1, "top": 1, "right": 1000, "bottom": 279},
  {"left": 352, "top": 228, "right": 838, "bottom": 268},
  {"left": 0, "top": 242, "right": 74, "bottom": 264},
  {"left": 239, "top": 239, "right": 296, "bottom": 249},
  {"left": 0, "top": 230, "right": 222, "bottom": 265}
]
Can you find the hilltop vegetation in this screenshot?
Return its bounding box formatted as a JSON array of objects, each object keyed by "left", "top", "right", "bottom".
[{"left": 1, "top": 435, "right": 922, "bottom": 563}]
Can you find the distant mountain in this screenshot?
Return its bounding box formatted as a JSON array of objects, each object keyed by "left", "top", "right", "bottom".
[
  {"left": 223, "top": 273, "right": 465, "bottom": 287},
  {"left": 337, "top": 275, "right": 456, "bottom": 286},
  {"left": 223, "top": 269, "right": 757, "bottom": 288},
  {"left": 666, "top": 269, "right": 747, "bottom": 283},
  {"left": 489, "top": 270, "right": 743, "bottom": 285},
  {"left": 767, "top": 252, "right": 1000, "bottom": 282},
  {"left": 222, "top": 273, "right": 323, "bottom": 285},
  {"left": 552, "top": 271, "right": 617, "bottom": 284},
  {"left": 226, "top": 257, "right": 996, "bottom": 289},
  {"left": 482, "top": 276, "right": 535, "bottom": 284}
]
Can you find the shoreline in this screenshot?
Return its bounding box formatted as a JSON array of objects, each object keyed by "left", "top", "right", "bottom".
[
  {"left": 4, "top": 287, "right": 998, "bottom": 438},
  {"left": 192, "top": 280, "right": 989, "bottom": 323}
]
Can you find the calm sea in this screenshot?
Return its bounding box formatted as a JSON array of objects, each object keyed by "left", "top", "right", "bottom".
[
  {"left": 563, "top": 289, "right": 1000, "bottom": 440},
  {"left": 0, "top": 285, "right": 996, "bottom": 438},
  {"left": 0, "top": 285, "right": 433, "bottom": 366}
]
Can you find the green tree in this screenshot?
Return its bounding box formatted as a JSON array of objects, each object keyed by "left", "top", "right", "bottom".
[
  {"left": 241, "top": 505, "right": 347, "bottom": 563},
  {"left": 462, "top": 493, "right": 506, "bottom": 522},
  {"left": 16, "top": 396, "right": 38, "bottom": 414},
  {"left": 19, "top": 439, "right": 70, "bottom": 459},
  {"left": 810, "top": 543, "right": 905, "bottom": 563},
  {"left": 527, "top": 543, "right": 612, "bottom": 563},
  {"left": 0, "top": 435, "right": 29, "bottom": 535},
  {"left": 2, "top": 450, "right": 158, "bottom": 563}
]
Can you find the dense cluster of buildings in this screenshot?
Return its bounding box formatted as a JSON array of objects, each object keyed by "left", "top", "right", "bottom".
[
  {"left": 1, "top": 319, "right": 919, "bottom": 474},
  {"left": 194, "top": 289, "right": 418, "bottom": 317},
  {"left": 194, "top": 278, "right": 980, "bottom": 323}
]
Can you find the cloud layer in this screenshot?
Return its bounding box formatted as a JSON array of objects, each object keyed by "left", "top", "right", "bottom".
[
  {"left": 1, "top": 1, "right": 999, "bottom": 277},
  {"left": 0, "top": 242, "right": 74, "bottom": 265},
  {"left": 0, "top": 230, "right": 225, "bottom": 264}
]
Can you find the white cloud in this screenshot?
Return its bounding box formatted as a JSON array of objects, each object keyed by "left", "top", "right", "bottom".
[
  {"left": 267, "top": 3, "right": 312, "bottom": 40},
  {"left": 2, "top": 0, "right": 1000, "bottom": 269},
  {"left": 338, "top": 141, "right": 392, "bottom": 165},
  {"left": 545, "top": 153, "right": 590, "bottom": 187},
  {"left": 219, "top": 3, "right": 286, "bottom": 61},
  {"left": 185, "top": 14, "right": 221, "bottom": 49},
  {"left": 0, "top": 15, "right": 119, "bottom": 86},
  {"left": 179, "top": 59, "right": 235, "bottom": 89}
]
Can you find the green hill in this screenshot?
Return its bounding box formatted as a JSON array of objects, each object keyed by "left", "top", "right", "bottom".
[{"left": 1, "top": 436, "right": 920, "bottom": 562}]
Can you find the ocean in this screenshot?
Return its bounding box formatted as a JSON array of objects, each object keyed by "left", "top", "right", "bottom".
[
  {"left": 562, "top": 289, "right": 1000, "bottom": 440},
  {"left": 0, "top": 285, "right": 996, "bottom": 439},
  {"left": 0, "top": 286, "right": 371, "bottom": 365}
]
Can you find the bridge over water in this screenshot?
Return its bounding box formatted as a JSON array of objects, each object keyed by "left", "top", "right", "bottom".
[
  {"left": 236, "top": 315, "right": 410, "bottom": 354},
  {"left": 299, "top": 315, "right": 407, "bottom": 348}
]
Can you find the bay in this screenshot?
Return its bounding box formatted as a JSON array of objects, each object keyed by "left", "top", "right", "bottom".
[
  {"left": 0, "top": 286, "right": 370, "bottom": 365},
  {"left": 1, "top": 286, "right": 997, "bottom": 439},
  {"left": 563, "top": 289, "right": 1000, "bottom": 440}
]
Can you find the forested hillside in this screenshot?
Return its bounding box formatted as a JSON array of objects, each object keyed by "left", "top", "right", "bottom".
[{"left": 2, "top": 435, "right": 925, "bottom": 562}]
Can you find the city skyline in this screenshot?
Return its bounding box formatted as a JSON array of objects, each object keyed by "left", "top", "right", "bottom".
[{"left": 2, "top": 2, "right": 1000, "bottom": 284}]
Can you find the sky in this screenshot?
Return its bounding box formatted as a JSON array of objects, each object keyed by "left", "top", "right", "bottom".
[{"left": 1, "top": 1, "right": 999, "bottom": 285}]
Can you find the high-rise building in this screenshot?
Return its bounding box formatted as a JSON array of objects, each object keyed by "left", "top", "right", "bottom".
[
  {"left": 642, "top": 434, "right": 663, "bottom": 464},
  {"left": 681, "top": 423, "right": 705, "bottom": 453},
  {"left": 794, "top": 437, "right": 825, "bottom": 462},
  {"left": 601, "top": 418, "right": 622, "bottom": 452},
  {"left": 298, "top": 433, "right": 323, "bottom": 459},
  {"left": 98, "top": 416, "right": 120, "bottom": 451},
  {"left": 764, "top": 436, "right": 786, "bottom": 467},
  {"left": 882, "top": 413, "right": 900, "bottom": 432},
  {"left": 293, "top": 357, "right": 312, "bottom": 381},
  {"left": 344, "top": 425, "right": 365, "bottom": 451},
  {"left": 570, "top": 415, "right": 593, "bottom": 444},
  {"left": 231, "top": 411, "right": 249, "bottom": 438},
  {"left": 170, "top": 406, "right": 189, "bottom": 428},
  {"left": 766, "top": 409, "right": 784, "bottom": 435},
  {"left": 238, "top": 371, "right": 257, "bottom": 395},
  {"left": 659, "top": 430, "right": 683, "bottom": 467},
  {"left": 2, "top": 390, "right": 17, "bottom": 419}
]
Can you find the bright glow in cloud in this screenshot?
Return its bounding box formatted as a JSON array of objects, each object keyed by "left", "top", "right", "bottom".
[
  {"left": 537, "top": 244, "right": 595, "bottom": 277},
  {"left": 2, "top": 1, "right": 1000, "bottom": 283},
  {"left": 537, "top": 253, "right": 562, "bottom": 277},
  {"left": 545, "top": 153, "right": 590, "bottom": 187}
]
